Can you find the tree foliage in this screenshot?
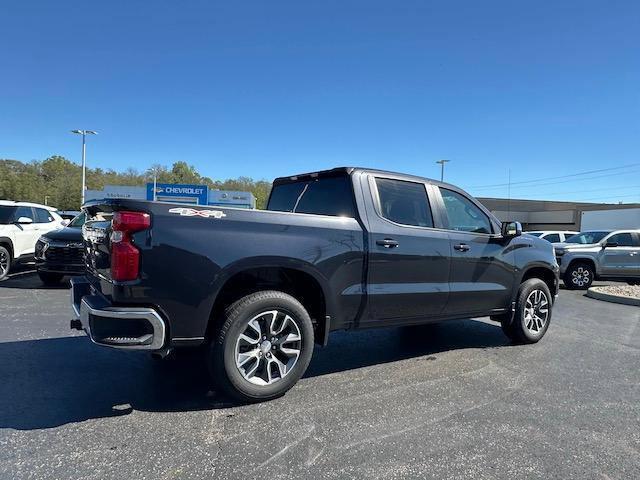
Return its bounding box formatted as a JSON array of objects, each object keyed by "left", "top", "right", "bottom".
[{"left": 0, "top": 156, "right": 272, "bottom": 210}]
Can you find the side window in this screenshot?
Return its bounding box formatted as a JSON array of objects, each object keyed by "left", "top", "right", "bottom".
[
  {"left": 35, "top": 208, "right": 54, "bottom": 223},
  {"left": 544, "top": 233, "right": 561, "bottom": 243},
  {"left": 375, "top": 178, "right": 433, "bottom": 227},
  {"left": 439, "top": 188, "right": 492, "bottom": 234},
  {"left": 13, "top": 206, "right": 34, "bottom": 222},
  {"left": 607, "top": 233, "right": 634, "bottom": 247}
]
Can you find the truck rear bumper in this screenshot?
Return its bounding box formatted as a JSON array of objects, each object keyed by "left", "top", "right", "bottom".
[{"left": 70, "top": 277, "right": 166, "bottom": 351}]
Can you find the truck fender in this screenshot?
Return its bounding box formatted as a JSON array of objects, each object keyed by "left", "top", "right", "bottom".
[{"left": 209, "top": 256, "right": 336, "bottom": 343}]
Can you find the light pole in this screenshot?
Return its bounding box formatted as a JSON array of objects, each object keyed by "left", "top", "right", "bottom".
[
  {"left": 436, "top": 159, "right": 450, "bottom": 182},
  {"left": 71, "top": 129, "right": 98, "bottom": 206}
]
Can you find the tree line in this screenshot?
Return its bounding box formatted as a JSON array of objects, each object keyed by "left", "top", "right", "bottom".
[{"left": 0, "top": 156, "right": 273, "bottom": 210}]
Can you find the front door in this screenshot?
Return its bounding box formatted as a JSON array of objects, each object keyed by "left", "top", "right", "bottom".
[
  {"left": 364, "top": 176, "right": 450, "bottom": 322},
  {"left": 601, "top": 232, "right": 640, "bottom": 277},
  {"left": 11, "top": 206, "right": 38, "bottom": 257},
  {"left": 435, "top": 187, "right": 516, "bottom": 316}
]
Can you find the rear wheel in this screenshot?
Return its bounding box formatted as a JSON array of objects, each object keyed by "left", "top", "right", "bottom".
[
  {"left": 501, "top": 278, "right": 552, "bottom": 344},
  {"left": 563, "top": 262, "right": 594, "bottom": 290},
  {"left": 209, "top": 290, "right": 314, "bottom": 402},
  {"left": 0, "top": 246, "right": 11, "bottom": 281},
  {"left": 38, "top": 271, "right": 64, "bottom": 285}
]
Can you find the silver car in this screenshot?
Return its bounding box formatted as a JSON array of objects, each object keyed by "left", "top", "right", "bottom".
[{"left": 553, "top": 230, "right": 640, "bottom": 289}]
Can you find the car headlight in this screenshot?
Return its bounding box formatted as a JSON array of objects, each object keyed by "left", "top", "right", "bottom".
[
  {"left": 35, "top": 238, "right": 49, "bottom": 259},
  {"left": 555, "top": 249, "right": 565, "bottom": 256}
]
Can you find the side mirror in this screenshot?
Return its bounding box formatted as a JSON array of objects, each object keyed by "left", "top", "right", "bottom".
[
  {"left": 61, "top": 219, "right": 71, "bottom": 226},
  {"left": 604, "top": 241, "right": 618, "bottom": 248},
  {"left": 16, "top": 217, "right": 33, "bottom": 224},
  {"left": 501, "top": 221, "right": 522, "bottom": 238}
]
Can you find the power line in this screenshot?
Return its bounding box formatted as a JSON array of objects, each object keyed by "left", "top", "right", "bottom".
[
  {"left": 469, "top": 168, "right": 640, "bottom": 191},
  {"left": 467, "top": 163, "right": 640, "bottom": 189}
]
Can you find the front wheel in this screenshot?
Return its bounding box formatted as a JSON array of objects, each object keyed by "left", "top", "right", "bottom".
[
  {"left": 0, "top": 246, "right": 10, "bottom": 281},
  {"left": 501, "top": 278, "right": 552, "bottom": 344},
  {"left": 563, "top": 262, "right": 594, "bottom": 290},
  {"left": 210, "top": 291, "right": 314, "bottom": 402}
]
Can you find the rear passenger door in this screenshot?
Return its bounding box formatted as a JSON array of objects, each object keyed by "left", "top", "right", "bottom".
[
  {"left": 433, "top": 187, "right": 516, "bottom": 316},
  {"left": 363, "top": 175, "right": 450, "bottom": 322}
]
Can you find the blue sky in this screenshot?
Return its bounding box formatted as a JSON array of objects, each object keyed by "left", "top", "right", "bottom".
[{"left": 1, "top": 0, "right": 639, "bottom": 202}]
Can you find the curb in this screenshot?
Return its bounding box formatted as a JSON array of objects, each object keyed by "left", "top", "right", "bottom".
[{"left": 586, "top": 288, "right": 640, "bottom": 307}]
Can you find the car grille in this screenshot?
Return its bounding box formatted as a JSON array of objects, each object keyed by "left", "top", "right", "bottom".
[{"left": 45, "top": 245, "right": 84, "bottom": 265}]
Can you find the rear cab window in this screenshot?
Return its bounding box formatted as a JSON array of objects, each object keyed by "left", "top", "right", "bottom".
[{"left": 267, "top": 174, "right": 356, "bottom": 218}]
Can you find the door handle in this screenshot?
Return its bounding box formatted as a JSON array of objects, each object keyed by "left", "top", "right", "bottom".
[
  {"left": 376, "top": 238, "right": 399, "bottom": 248},
  {"left": 454, "top": 243, "right": 470, "bottom": 252}
]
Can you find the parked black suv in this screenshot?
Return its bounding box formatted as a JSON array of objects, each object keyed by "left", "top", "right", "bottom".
[
  {"left": 72, "top": 168, "right": 559, "bottom": 401},
  {"left": 35, "top": 213, "right": 86, "bottom": 285}
]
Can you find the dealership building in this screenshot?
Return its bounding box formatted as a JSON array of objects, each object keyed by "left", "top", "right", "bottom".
[
  {"left": 85, "top": 183, "right": 256, "bottom": 209},
  {"left": 478, "top": 197, "right": 640, "bottom": 231}
]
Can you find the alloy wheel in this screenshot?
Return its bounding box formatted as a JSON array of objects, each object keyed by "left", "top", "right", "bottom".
[
  {"left": 523, "top": 289, "right": 549, "bottom": 335},
  {"left": 571, "top": 266, "right": 591, "bottom": 287},
  {"left": 234, "top": 310, "right": 302, "bottom": 386},
  {"left": 0, "top": 250, "right": 8, "bottom": 278}
]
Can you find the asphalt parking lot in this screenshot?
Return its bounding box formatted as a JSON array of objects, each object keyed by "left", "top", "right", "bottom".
[{"left": 1, "top": 266, "right": 639, "bottom": 480}]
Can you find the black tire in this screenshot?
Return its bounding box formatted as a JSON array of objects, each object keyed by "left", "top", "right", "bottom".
[
  {"left": 563, "top": 261, "right": 594, "bottom": 290},
  {"left": 501, "top": 278, "right": 552, "bottom": 344},
  {"left": 210, "top": 290, "right": 314, "bottom": 402},
  {"left": 38, "top": 271, "right": 64, "bottom": 285},
  {"left": 0, "top": 245, "right": 11, "bottom": 281}
]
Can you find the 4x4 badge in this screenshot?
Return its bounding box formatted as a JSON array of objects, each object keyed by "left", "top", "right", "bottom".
[{"left": 168, "top": 208, "right": 227, "bottom": 219}]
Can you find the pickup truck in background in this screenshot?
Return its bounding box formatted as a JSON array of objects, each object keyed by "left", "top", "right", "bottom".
[{"left": 71, "top": 167, "right": 559, "bottom": 401}]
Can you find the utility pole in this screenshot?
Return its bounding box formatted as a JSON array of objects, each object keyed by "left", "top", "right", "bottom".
[
  {"left": 70, "top": 129, "right": 98, "bottom": 206},
  {"left": 436, "top": 159, "right": 450, "bottom": 182}
]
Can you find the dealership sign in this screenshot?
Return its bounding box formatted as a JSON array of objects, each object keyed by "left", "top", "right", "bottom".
[{"left": 146, "top": 183, "right": 209, "bottom": 204}]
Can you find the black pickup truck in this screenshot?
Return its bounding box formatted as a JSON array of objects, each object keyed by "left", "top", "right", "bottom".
[{"left": 71, "top": 167, "right": 559, "bottom": 401}]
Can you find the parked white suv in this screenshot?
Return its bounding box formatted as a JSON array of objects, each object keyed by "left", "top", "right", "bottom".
[
  {"left": 526, "top": 231, "right": 579, "bottom": 243},
  {"left": 0, "top": 201, "right": 66, "bottom": 280}
]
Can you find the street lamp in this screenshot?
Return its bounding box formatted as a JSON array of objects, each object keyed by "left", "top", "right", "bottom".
[
  {"left": 436, "top": 159, "right": 450, "bottom": 182},
  {"left": 70, "top": 129, "right": 98, "bottom": 206}
]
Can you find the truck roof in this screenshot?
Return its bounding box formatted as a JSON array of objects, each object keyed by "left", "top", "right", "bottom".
[{"left": 272, "top": 166, "right": 458, "bottom": 190}]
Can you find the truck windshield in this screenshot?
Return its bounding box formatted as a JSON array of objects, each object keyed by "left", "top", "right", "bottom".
[
  {"left": 565, "top": 231, "right": 609, "bottom": 244},
  {"left": 267, "top": 175, "right": 356, "bottom": 217},
  {"left": 0, "top": 206, "right": 16, "bottom": 224}
]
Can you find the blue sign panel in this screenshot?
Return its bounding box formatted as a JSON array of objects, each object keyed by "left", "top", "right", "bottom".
[{"left": 146, "top": 183, "right": 209, "bottom": 205}]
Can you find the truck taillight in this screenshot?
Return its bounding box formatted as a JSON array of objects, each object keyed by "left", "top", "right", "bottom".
[{"left": 110, "top": 211, "right": 151, "bottom": 281}]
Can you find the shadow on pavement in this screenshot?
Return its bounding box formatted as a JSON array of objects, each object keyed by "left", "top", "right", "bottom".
[
  {"left": 0, "top": 267, "right": 72, "bottom": 290},
  {"left": 0, "top": 320, "right": 508, "bottom": 431}
]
